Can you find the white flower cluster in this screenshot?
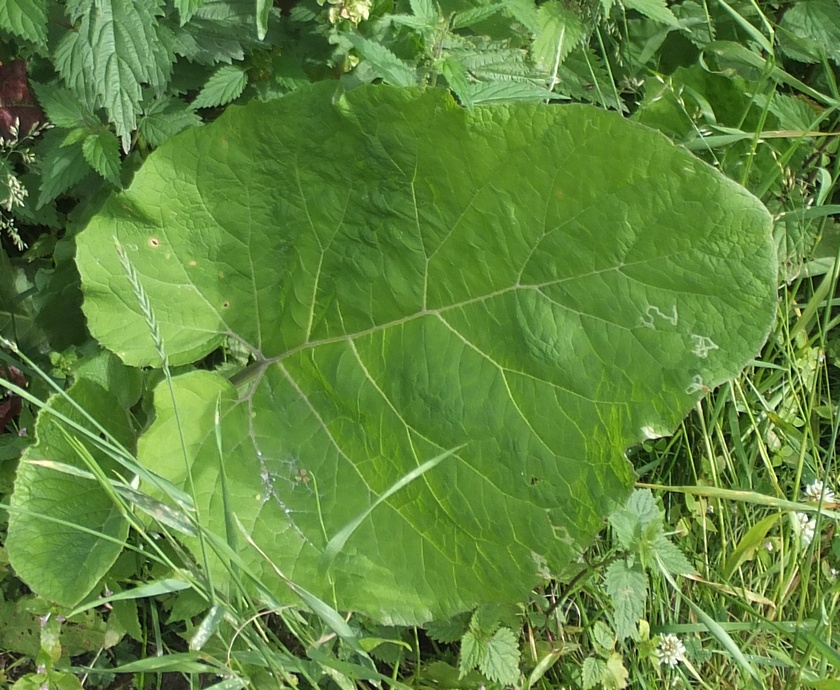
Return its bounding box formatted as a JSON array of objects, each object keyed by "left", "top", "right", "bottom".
[
  {"left": 794, "top": 479, "right": 837, "bottom": 547},
  {"left": 804, "top": 479, "right": 836, "bottom": 506},
  {"left": 656, "top": 633, "right": 686, "bottom": 667}
]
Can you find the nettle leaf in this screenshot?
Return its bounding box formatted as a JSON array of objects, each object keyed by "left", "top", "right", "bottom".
[
  {"left": 56, "top": 0, "right": 175, "bottom": 152},
  {"left": 581, "top": 657, "right": 605, "bottom": 690},
  {"left": 139, "top": 97, "right": 202, "bottom": 148},
  {"left": 621, "top": 0, "right": 679, "bottom": 27},
  {"left": 75, "top": 83, "right": 776, "bottom": 623},
  {"left": 346, "top": 34, "right": 417, "bottom": 87},
  {"left": 31, "top": 82, "right": 98, "bottom": 129},
  {"left": 604, "top": 561, "right": 648, "bottom": 640},
  {"left": 36, "top": 129, "right": 92, "bottom": 207},
  {"left": 0, "top": 0, "right": 47, "bottom": 46},
  {"left": 83, "top": 131, "right": 122, "bottom": 187},
  {"left": 191, "top": 65, "right": 248, "bottom": 110},
  {"left": 532, "top": 1, "right": 586, "bottom": 73},
  {"left": 480, "top": 627, "right": 521, "bottom": 685},
  {"left": 779, "top": 0, "right": 840, "bottom": 65},
  {"left": 6, "top": 379, "right": 133, "bottom": 606}
]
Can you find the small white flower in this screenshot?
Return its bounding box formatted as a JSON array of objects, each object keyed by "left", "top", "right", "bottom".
[
  {"left": 795, "top": 512, "right": 816, "bottom": 546},
  {"left": 656, "top": 633, "right": 686, "bottom": 667},
  {"left": 805, "top": 479, "right": 836, "bottom": 506}
]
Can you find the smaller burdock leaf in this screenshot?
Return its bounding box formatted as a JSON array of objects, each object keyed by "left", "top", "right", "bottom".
[
  {"left": 139, "top": 97, "right": 202, "bottom": 148},
  {"left": 459, "top": 629, "right": 486, "bottom": 678},
  {"left": 604, "top": 561, "right": 648, "bottom": 640},
  {"left": 32, "top": 82, "right": 97, "bottom": 129},
  {"left": 653, "top": 534, "right": 695, "bottom": 575},
  {"left": 36, "top": 131, "right": 92, "bottom": 207},
  {"left": 192, "top": 65, "right": 248, "bottom": 110},
  {"left": 532, "top": 1, "right": 585, "bottom": 72},
  {"left": 82, "top": 131, "right": 122, "bottom": 187},
  {"left": 0, "top": 0, "right": 47, "bottom": 46},
  {"left": 479, "top": 627, "right": 520, "bottom": 686},
  {"left": 603, "top": 652, "right": 629, "bottom": 690},
  {"left": 581, "top": 657, "right": 605, "bottom": 690},
  {"left": 622, "top": 0, "right": 679, "bottom": 27},
  {"left": 346, "top": 34, "right": 416, "bottom": 87}
]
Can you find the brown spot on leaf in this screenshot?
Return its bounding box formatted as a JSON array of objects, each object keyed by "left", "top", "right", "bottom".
[{"left": 148, "top": 237, "right": 160, "bottom": 248}]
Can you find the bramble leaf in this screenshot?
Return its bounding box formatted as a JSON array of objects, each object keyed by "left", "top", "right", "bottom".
[{"left": 75, "top": 84, "right": 775, "bottom": 623}]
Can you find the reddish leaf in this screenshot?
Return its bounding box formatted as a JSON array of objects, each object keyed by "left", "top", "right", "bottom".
[
  {"left": 0, "top": 60, "right": 44, "bottom": 139},
  {"left": 0, "top": 365, "right": 26, "bottom": 433}
]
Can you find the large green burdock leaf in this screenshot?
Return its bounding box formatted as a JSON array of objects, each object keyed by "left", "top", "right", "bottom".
[{"left": 75, "top": 83, "right": 776, "bottom": 623}]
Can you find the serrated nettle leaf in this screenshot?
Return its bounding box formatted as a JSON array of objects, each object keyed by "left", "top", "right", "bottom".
[
  {"left": 604, "top": 561, "right": 648, "bottom": 640},
  {"left": 459, "top": 630, "right": 486, "bottom": 678},
  {"left": 450, "top": 3, "right": 507, "bottom": 30},
  {"left": 56, "top": 0, "right": 175, "bottom": 151},
  {"left": 653, "top": 534, "right": 695, "bottom": 575},
  {"left": 621, "top": 0, "right": 679, "bottom": 27},
  {"left": 591, "top": 620, "right": 615, "bottom": 654},
  {"left": 175, "top": 0, "right": 205, "bottom": 25},
  {"left": 31, "top": 82, "right": 98, "bottom": 129},
  {"left": 139, "top": 97, "right": 203, "bottom": 148},
  {"left": 82, "top": 131, "right": 122, "bottom": 187},
  {"left": 581, "top": 657, "right": 605, "bottom": 690},
  {"left": 532, "top": 1, "right": 586, "bottom": 73},
  {"left": 346, "top": 34, "right": 417, "bottom": 87},
  {"left": 480, "top": 627, "right": 520, "bottom": 685},
  {"left": 36, "top": 130, "right": 92, "bottom": 207},
  {"left": 76, "top": 83, "right": 775, "bottom": 623},
  {"left": 0, "top": 0, "right": 47, "bottom": 46},
  {"left": 192, "top": 65, "right": 248, "bottom": 109},
  {"left": 779, "top": 0, "right": 840, "bottom": 65},
  {"left": 409, "top": 0, "right": 438, "bottom": 26},
  {"left": 6, "top": 379, "right": 134, "bottom": 606}
]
